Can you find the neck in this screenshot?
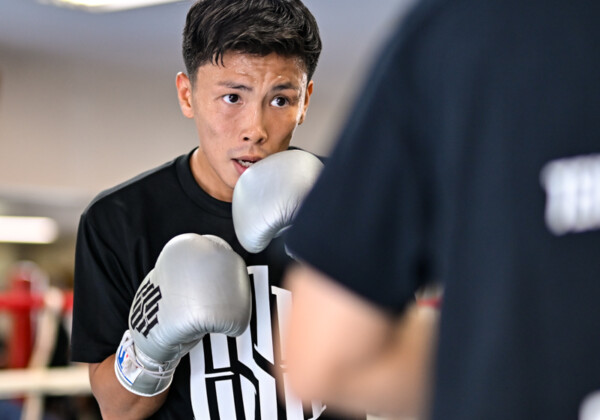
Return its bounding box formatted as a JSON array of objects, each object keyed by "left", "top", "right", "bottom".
[{"left": 189, "top": 148, "right": 233, "bottom": 202}]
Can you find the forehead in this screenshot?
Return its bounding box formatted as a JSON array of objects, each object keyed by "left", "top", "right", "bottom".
[{"left": 195, "top": 51, "right": 308, "bottom": 86}]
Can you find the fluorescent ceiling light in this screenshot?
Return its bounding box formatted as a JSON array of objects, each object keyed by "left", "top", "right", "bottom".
[
  {"left": 0, "top": 216, "right": 59, "bottom": 244},
  {"left": 39, "top": 0, "right": 185, "bottom": 13}
]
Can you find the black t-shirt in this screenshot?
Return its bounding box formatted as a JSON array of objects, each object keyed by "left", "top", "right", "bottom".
[
  {"left": 286, "top": 0, "right": 600, "bottom": 419},
  {"left": 71, "top": 149, "right": 359, "bottom": 420}
]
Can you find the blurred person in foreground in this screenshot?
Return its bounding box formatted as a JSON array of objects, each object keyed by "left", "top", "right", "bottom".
[{"left": 281, "top": 0, "right": 600, "bottom": 419}]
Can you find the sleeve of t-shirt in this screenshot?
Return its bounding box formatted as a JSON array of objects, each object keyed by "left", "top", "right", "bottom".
[
  {"left": 70, "top": 202, "right": 135, "bottom": 363},
  {"left": 285, "top": 24, "right": 432, "bottom": 314}
]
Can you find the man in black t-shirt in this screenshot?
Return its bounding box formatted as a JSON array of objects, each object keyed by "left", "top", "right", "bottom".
[
  {"left": 71, "top": 1, "right": 364, "bottom": 419},
  {"left": 282, "top": 0, "right": 600, "bottom": 419}
]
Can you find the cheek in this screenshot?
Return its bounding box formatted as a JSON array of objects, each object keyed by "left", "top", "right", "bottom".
[
  {"left": 196, "top": 110, "right": 235, "bottom": 145},
  {"left": 268, "top": 110, "right": 301, "bottom": 136}
]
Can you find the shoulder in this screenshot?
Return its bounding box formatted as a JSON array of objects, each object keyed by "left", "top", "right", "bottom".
[{"left": 81, "top": 153, "right": 187, "bottom": 226}]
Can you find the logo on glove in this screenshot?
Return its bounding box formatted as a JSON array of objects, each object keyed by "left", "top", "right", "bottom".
[{"left": 130, "top": 281, "right": 162, "bottom": 337}]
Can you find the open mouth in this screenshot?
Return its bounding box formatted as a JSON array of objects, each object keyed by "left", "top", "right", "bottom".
[{"left": 235, "top": 159, "right": 256, "bottom": 168}]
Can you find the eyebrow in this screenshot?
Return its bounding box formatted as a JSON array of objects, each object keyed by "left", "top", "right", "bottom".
[
  {"left": 217, "top": 81, "right": 251, "bottom": 91},
  {"left": 217, "top": 81, "right": 300, "bottom": 92},
  {"left": 272, "top": 82, "right": 299, "bottom": 92}
]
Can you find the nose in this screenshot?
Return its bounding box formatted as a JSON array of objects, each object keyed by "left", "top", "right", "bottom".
[{"left": 241, "top": 106, "right": 267, "bottom": 144}]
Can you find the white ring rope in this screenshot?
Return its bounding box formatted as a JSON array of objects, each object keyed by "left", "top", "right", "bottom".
[{"left": 0, "top": 286, "right": 91, "bottom": 420}]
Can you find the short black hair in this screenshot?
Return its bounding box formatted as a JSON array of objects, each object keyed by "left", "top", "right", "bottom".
[{"left": 182, "top": 0, "right": 322, "bottom": 83}]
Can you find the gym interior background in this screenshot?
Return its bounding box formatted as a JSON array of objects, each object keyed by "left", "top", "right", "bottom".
[{"left": 0, "top": 1, "right": 415, "bottom": 419}]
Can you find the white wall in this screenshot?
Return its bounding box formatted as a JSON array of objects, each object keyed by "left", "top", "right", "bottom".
[
  {"left": 0, "top": 47, "right": 340, "bottom": 195},
  {"left": 0, "top": 48, "right": 197, "bottom": 195}
]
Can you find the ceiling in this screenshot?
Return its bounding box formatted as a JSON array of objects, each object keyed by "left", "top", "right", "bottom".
[
  {"left": 0, "top": 0, "right": 414, "bottom": 239},
  {"left": 0, "top": 0, "right": 411, "bottom": 76}
]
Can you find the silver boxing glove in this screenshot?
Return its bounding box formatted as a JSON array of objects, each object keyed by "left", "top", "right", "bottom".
[
  {"left": 232, "top": 149, "right": 323, "bottom": 253},
  {"left": 114, "top": 233, "right": 251, "bottom": 396}
]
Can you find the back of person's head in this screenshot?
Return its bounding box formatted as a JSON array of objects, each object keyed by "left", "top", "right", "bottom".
[{"left": 182, "top": 0, "right": 322, "bottom": 84}]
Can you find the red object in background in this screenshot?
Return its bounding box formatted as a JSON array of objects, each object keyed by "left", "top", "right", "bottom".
[
  {"left": 0, "top": 290, "right": 73, "bottom": 312},
  {"left": 0, "top": 262, "right": 73, "bottom": 369},
  {"left": 6, "top": 270, "right": 33, "bottom": 369},
  {"left": 417, "top": 296, "right": 442, "bottom": 309}
]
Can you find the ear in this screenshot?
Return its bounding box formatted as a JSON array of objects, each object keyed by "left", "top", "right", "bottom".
[
  {"left": 298, "top": 80, "right": 314, "bottom": 125},
  {"left": 176, "top": 72, "right": 194, "bottom": 119}
]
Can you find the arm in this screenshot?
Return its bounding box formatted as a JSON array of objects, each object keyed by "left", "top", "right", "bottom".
[
  {"left": 88, "top": 233, "right": 252, "bottom": 419},
  {"left": 283, "top": 264, "right": 439, "bottom": 418},
  {"left": 88, "top": 356, "right": 167, "bottom": 420}
]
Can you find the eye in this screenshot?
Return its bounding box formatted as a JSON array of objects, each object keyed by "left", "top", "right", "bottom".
[
  {"left": 271, "top": 96, "right": 289, "bottom": 107},
  {"left": 223, "top": 94, "right": 240, "bottom": 104}
]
